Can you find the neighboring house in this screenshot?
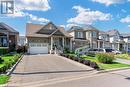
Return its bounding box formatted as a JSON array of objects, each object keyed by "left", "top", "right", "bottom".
[
  {"left": 0, "top": 22, "right": 19, "bottom": 51},
  {"left": 121, "top": 33, "right": 130, "bottom": 51},
  {"left": 18, "top": 36, "right": 26, "bottom": 46},
  {"left": 68, "top": 25, "right": 99, "bottom": 50},
  {"left": 99, "top": 31, "right": 110, "bottom": 48},
  {"left": 107, "top": 29, "right": 124, "bottom": 50},
  {"left": 26, "top": 22, "right": 72, "bottom": 54}
]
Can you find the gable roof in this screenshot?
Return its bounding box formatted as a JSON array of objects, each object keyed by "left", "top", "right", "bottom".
[
  {"left": 120, "top": 33, "right": 130, "bottom": 38},
  {"left": 99, "top": 31, "right": 109, "bottom": 35},
  {"left": 26, "top": 22, "right": 72, "bottom": 38},
  {"left": 106, "top": 29, "right": 120, "bottom": 36},
  {"left": 0, "top": 22, "right": 18, "bottom": 33},
  {"left": 36, "top": 22, "right": 57, "bottom": 34},
  {"left": 68, "top": 25, "right": 99, "bottom": 32}
]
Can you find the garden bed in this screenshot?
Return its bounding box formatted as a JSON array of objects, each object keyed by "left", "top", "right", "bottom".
[
  {"left": 59, "top": 53, "right": 99, "bottom": 70},
  {"left": 59, "top": 52, "right": 130, "bottom": 70}
]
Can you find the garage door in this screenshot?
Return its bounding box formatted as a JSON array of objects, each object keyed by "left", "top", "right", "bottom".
[{"left": 29, "top": 43, "right": 48, "bottom": 54}]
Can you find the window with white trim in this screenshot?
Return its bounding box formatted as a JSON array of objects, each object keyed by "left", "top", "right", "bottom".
[{"left": 77, "top": 32, "right": 83, "bottom": 38}]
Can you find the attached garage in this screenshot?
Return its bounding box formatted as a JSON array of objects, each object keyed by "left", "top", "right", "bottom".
[{"left": 28, "top": 43, "right": 48, "bottom": 54}]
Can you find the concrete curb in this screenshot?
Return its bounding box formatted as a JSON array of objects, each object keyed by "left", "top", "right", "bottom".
[
  {"left": 97, "top": 67, "right": 130, "bottom": 73},
  {"left": 6, "top": 54, "right": 24, "bottom": 76}
]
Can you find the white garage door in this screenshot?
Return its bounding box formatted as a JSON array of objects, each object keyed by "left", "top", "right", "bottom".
[{"left": 29, "top": 43, "right": 48, "bottom": 54}]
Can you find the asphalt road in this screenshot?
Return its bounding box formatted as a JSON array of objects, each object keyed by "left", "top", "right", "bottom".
[{"left": 36, "top": 69, "right": 130, "bottom": 87}]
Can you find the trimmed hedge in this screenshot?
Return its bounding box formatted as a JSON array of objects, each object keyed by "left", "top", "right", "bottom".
[{"left": 96, "top": 53, "right": 115, "bottom": 64}]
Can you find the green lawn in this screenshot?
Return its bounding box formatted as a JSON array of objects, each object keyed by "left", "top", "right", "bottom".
[
  {"left": 0, "top": 75, "right": 10, "bottom": 84},
  {"left": 115, "top": 54, "right": 130, "bottom": 60},
  {"left": 81, "top": 55, "right": 130, "bottom": 70},
  {"left": 99, "top": 62, "right": 130, "bottom": 70},
  {"left": 0, "top": 55, "right": 16, "bottom": 67},
  {"left": 0, "top": 54, "right": 21, "bottom": 84}
]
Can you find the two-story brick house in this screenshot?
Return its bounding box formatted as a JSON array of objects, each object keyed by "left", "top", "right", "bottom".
[{"left": 68, "top": 25, "right": 99, "bottom": 50}]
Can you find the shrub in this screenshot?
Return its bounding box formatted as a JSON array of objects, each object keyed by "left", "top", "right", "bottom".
[
  {"left": 69, "top": 55, "right": 74, "bottom": 60},
  {"left": 0, "top": 65, "right": 6, "bottom": 73},
  {"left": 90, "top": 62, "right": 99, "bottom": 69},
  {"left": 0, "top": 48, "right": 8, "bottom": 55},
  {"left": 73, "top": 57, "right": 79, "bottom": 61},
  {"left": 83, "top": 60, "right": 91, "bottom": 66},
  {"left": 78, "top": 58, "right": 85, "bottom": 63},
  {"left": 59, "top": 53, "right": 63, "bottom": 56},
  {"left": 66, "top": 54, "right": 70, "bottom": 58},
  {"left": 0, "top": 57, "right": 4, "bottom": 63},
  {"left": 63, "top": 48, "right": 70, "bottom": 54},
  {"left": 96, "top": 53, "right": 115, "bottom": 64}
]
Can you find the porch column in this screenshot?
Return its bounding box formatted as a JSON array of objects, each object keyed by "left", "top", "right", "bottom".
[
  {"left": 118, "top": 43, "right": 120, "bottom": 50},
  {"left": 124, "top": 43, "right": 126, "bottom": 50},
  {"left": 98, "top": 41, "right": 100, "bottom": 49},
  {"left": 70, "top": 39, "right": 72, "bottom": 50},
  {"left": 62, "top": 37, "right": 64, "bottom": 49},
  {"left": 7, "top": 32, "right": 9, "bottom": 47},
  {"left": 50, "top": 37, "right": 53, "bottom": 54},
  {"left": 127, "top": 43, "right": 129, "bottom": 51},
  {"left": 103, "top": 41, "right": 105, "bottom": 48}
]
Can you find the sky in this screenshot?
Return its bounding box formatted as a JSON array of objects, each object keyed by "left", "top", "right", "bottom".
[{"left": 0, "top": 0, "right": 130, "bottom": 35}]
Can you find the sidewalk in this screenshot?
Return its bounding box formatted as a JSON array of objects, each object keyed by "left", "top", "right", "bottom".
[{"left": 115, "top": 58, "right": 130, "bottom": 64}]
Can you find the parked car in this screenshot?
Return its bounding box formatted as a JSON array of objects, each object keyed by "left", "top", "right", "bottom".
[
  {"left": 112, "top": 49, "right": 122, "bottom": 54},
  {"left": 88, "top": 48, "right": 122, "bottom": 54}
]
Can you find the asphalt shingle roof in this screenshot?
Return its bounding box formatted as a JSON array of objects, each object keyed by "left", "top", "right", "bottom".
[
  {"left": 68, "top": 25, "right": 99, "bottom": 32},
  {"left": 0, "top": 22, "right": 18, "bottom": 33}
]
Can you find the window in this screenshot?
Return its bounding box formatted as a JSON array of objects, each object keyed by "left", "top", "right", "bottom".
[
  {"left": 92, "top": 32, "right": 97, "bottom": 38},
  {"left": 128, "top": 38, "right": 130, "bottom": 40},
  {"left": 77, "top": 32, "right": 83, "bottom": 38}
]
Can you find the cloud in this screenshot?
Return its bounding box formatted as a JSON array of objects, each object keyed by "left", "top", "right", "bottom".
[
  {"left": 67, "top": 6, "right": 112, "bottom": 25},
  {"left": 6, "top": 11, "right": 50, "bottom": 23},
  {"left": 66, "top": 23, "right": 79, "bottom": 28},
  {"left": 2, "top": 0, "right": 51, "bottom": 18},
  {"left": 26, "top": 13, "right": 50, "bottom": 23},
  {"left": 15, "top": 0, "right": 51, "bottom": 11},
  {"left": 128, "top": 25, "right": 130, "bottom": 27},
  {"left": 91, "top": 0, "right": 127, "bottom": 6},
  {"left": 59, "top": 25, "right": 66, "bottom": 28},
  {"left": 120, "top": 15, "right": 130, "bottom": 23}
]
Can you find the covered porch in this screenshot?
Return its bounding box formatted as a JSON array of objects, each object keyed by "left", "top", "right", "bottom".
[{"left": 49, "top": 36, "right": 72, "bottom": 54}]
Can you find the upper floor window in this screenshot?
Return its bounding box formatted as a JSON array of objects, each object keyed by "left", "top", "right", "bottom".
[
  {"left": 77, "top": 32, "right": 83, "bottom": 38},
  {"left": 128, "top": 38, "right": 130, "bottom": 40},
  {"left": 92, "top": 32, "right": 97, "bottom": 38}
]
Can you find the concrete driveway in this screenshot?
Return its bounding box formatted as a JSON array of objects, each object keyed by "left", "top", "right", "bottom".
[{"left": 7, "top": 54, "right": 94, "bottom": 86}]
